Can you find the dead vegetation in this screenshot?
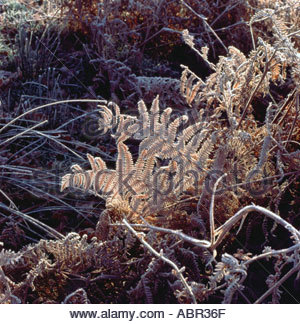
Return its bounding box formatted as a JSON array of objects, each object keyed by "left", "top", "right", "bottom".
[{"left": 0, "top": 0, "right": 299, "bottom": 304}]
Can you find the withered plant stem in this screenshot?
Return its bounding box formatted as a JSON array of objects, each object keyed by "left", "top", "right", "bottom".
[{"left": 122, "top": 217, "right": 197, "bottom": 304}]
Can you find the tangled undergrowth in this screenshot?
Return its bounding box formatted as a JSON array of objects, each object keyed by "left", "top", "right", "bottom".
[{"left": 0, "top": 0, "right": 300, "bottom": 304}]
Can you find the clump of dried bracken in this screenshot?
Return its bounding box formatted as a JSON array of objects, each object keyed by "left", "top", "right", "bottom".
[{"left": 0, "top": 1, "right": 299, "bottom": 304}]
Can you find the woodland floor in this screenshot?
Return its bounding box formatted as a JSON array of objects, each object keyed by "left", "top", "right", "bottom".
[{"left": 0, "top": 0, "right": 299, "bottom": 304}]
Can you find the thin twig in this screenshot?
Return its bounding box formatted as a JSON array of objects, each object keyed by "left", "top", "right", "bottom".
[
  {"left": 272, "top": 88, "right": 297, "bottom": 124},
  {"left": 0, "top": 202, "right": 64, "bottom": 240},
  {"left": 237, "top": 50, "right": 277, "bottom": 129},
  {"left": 0, "top": 189, "right": 18, "bottom": 210},
  {"left": 212, "top": 205, "right": 300, "bottom": 250},
  {"left": 122, "top": 218, "right": 197, "bottom": 304},
  {"left": 286, "top": 91, "right": 299, "bottom": 148},
  {"left": 30, "top": 129, "right": 85, "bottom": 160},
  {"left": 140, "top": 216, "right": 211, "bottom": 248},
  {"left": 181, "top": 0, "right": 228, "bottom": 54},
  {"left": 0, "top": 99, "right": 106, "bottom": 134},
  {"left": 209, "top": 173, "right": 227, "bottom": 246},
  {"left": 1, "top": 120, "right": 48, "bottom": 145},
  {"left": 243, "top": 243, "right": 300, "bottom": 267},
  {"left": 254, "top": 262, "right": 300, "bottom": 304}
]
